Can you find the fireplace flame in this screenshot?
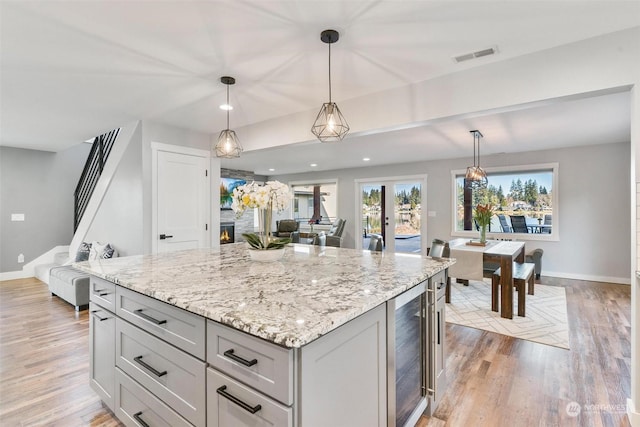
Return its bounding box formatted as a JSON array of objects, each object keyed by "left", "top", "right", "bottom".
[{"left": 220, "top": 229, "right": 231, "bottom": 242}]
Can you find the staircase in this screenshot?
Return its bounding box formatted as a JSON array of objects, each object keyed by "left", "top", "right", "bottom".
[{"left": 74, "top": 128, "right": 120, "bottom": 231}]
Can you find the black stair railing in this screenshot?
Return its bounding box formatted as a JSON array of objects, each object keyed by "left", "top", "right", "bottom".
[{"left": 74, "top": 128, "right": 120, "bottom": 231}]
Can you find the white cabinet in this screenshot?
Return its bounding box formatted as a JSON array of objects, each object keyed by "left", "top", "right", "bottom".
[{"left": 89, "top": 301, "right": 115, "bottom": 411}]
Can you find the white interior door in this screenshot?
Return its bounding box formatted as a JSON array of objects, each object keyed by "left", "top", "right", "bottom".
[{"left": 156, "top": 150, "right": 209, "bottom": 253}]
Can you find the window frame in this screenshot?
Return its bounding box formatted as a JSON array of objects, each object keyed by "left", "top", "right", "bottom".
[{"left": 450, "top": 162, "right": 559, "bottom": 242}]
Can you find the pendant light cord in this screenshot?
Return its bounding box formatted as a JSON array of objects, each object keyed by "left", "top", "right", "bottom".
[
  {"left": 226, "top": 84, "right": 230, "bottom": 129},
  {"left": 328, "top": 41, "right": 332, "bottom": 103}
]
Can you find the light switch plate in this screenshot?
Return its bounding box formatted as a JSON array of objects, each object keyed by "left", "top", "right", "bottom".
[
  {"left": 428, "top": 211, "right": 436, "bottom": 217},
  {"left": 11, "top": 213, "right": 25, "bottom": 221}
]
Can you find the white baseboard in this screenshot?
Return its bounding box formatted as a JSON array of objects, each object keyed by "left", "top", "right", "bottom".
[
  {"left": 544, "top": 270, "right": 631, "bottom": 285},
  {"left": 628, "top": 398, "right": 640, "bottom": 426},
  {"left": 0, "top": 270, "right": 33, "bottom": 281}
]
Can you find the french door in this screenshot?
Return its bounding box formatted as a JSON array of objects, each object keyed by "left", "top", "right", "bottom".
[{"left": 358, "top": 176, "right": 427, "bottom": 255}]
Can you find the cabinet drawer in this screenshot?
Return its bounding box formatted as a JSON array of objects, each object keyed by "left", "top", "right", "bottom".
[
  {"left": 116, "top": 286, "right": 205, "bottom": 359},
  {"left": 116, "top": 319, "right": 206, "bottom": 427},
  {"left": 90, "top": 276, "right": 116, "bottom": 311},
  {"left": 207, "top": 321, "right": 293, "bottom": 405},
  {"left": 207, "top": 367, "right": 292, "bottom": 427},
  {"left": 115, "top": 368, "right": 192, "bottom": 427}
]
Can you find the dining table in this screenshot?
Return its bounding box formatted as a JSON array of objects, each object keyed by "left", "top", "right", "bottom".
[{"left": 447, "top": 238, "right": 525, "bottom": 319}]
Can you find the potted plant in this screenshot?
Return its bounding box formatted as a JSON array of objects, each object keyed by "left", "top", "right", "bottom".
[{"left": 231, "top": 180, "right": 293, "bottom": 260}]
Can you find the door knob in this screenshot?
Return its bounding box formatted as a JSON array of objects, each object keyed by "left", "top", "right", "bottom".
[{"left": 159, "top": 234, "right": 174, "bottom": 240}]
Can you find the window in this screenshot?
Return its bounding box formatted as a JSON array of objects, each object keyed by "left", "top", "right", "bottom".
[
  {"left": 290, "top": 181, "right": 338, "bottom": 225},
  {"left": 452, "top": 164, "right": 558, "bottom": 239}
]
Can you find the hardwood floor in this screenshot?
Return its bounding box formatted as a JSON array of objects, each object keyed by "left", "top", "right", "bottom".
[
  {"left": 419, "top": 276, "right": 632, "bottom": 427},
  {"left": 0, "top": 277, "right": 122, "bottom": 426},
  {"left": 0, "top": 276, "right": 631, "bottom": 426}
]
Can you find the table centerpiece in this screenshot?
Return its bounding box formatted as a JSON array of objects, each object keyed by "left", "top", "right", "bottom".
[
  {"left": 474, "top": 203, "right": 493, "bottom": 244},
  {"left": 231, "top": 180, "right": 293, "bottom": 261}
]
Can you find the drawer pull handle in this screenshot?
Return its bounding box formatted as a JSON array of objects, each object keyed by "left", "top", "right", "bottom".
[
  {"left": 134, "top": 309, "right": 167, "bottom": 325},
  {"left": 94, "top": 289, "right": 109, "bottom": 296},
  {"left": 216, "top": 385, "right": 262, "bottom": 414},
  {"left": 224, "top": 349, "right": 257, "bottom": 367},
  {"left": 133, "top": 411, "right": 150, "bottom": 427},
  {"left": 90, "top": 310, "right": 110, "bottom": 322},
  {"left": 134, "top": 356, "right": 167, "bottom": 377}
]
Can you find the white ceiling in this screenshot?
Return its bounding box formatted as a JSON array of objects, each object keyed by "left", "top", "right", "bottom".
[{"left": 1, "top": 1, "right": 637, "bottom": 172}]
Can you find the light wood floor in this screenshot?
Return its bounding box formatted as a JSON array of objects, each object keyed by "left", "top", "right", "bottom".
[{"left": 0, "top": 276, "right": 631, "bottom": 426}]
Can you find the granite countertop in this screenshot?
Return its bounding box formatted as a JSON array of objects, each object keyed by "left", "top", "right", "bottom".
[{"left": 75, "top": 243, "right": 455, "bottom": 348}]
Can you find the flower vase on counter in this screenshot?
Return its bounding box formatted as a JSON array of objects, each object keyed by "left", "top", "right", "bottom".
[{"left": 231, "top": 180, "right": 293, "bottom": 262}]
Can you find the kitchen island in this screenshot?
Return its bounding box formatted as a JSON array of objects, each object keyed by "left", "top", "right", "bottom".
[{"left": 77, "top": 243, "right": 454, "bottom": 427}]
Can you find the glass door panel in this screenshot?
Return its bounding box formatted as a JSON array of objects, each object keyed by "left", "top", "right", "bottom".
[{"left": 361, "top": 180, "right": 424, "bottom": 254}]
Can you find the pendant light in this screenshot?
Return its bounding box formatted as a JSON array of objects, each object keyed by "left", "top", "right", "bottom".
[
  {"left": 465, "top": 130, "right": 488, "bottom": 189},
  {"left": 214, "top": 76, "right": 243, "bottom": 158},
  {"left": 311, "top": 29, "right": 350, "bottom": 142}
]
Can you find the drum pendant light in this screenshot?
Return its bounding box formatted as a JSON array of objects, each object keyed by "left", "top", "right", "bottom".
[
  {"left": 311, "top": 29, "right": 350, "bottom": 142},
  {"left": 214, "top": 76, "right": 243, "bottom": 158},
  {"left": 465, "top": 130, "right": 488, "bottom": 189}
]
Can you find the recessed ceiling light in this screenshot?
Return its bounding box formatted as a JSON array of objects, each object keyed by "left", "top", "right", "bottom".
[
  {"left": 219, "top": 104, "right": 233, "bottom": 110},
  {"left": 268, "top": 168, "right": 275, "bottom": 172},
  {"left": 363, "top": 157, "right": 370, "bottom": 162},
  {"left": 310, "top": 163, "right": 318, "bottom": 167}
]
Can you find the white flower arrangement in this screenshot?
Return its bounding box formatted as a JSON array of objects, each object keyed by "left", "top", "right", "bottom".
[{"left": 231, "top": 181, "right": 293, "bottom": 250}]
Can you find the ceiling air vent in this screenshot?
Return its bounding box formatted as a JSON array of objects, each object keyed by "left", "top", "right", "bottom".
[{"left": 453, "top": 46, "right": 498, "bottom": 63}]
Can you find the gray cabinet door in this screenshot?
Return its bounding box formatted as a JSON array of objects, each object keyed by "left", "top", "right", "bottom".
[{"left": 89, "top": 302, "right": 115, "bottom": 411}]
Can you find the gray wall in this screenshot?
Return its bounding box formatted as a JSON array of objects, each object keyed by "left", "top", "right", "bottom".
[
  {"left": 272, "top": 141, "right": 631, "bottom": 283},
  {"left": 0, "top": 144, "right": 91, "bottom": 272}
]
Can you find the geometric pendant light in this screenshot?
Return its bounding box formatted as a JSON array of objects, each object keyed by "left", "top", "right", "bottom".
[
  {"left": 311, "top": 29, "right": 350, "bottom": 142},
  {"left": 465, "top": 130, "right": 488, "bottom": 189},
  {"left": 214, "top": 76, "right": 243, "bottom": 158}
]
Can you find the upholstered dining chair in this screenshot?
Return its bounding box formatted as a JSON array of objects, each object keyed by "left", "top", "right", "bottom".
[
  {"left": 429, "top": 239, "right": 450, "bottom": 258},
  {"left": 368, "top": 234, "right": 384, "bottom": 251}
]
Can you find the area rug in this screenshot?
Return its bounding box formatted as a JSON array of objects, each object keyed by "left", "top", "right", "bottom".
[{"left": 446, "top": 279, "right": 570, "bottom": 349}]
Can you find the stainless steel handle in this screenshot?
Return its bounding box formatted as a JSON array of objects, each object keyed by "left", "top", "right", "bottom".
[{"left": 427, "top": 301, "right": 437, "bottom": 397}]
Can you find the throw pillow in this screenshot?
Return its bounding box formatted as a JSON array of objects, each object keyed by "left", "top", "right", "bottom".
[
  {"left": 89, "top": 241, "right": 118, "bottom": 260},
  {"left": 75, "top": 242, "right": 92, "bottom": 262},
  {"left": 101, "top": 243, "right": 118, "bottom": 259}
]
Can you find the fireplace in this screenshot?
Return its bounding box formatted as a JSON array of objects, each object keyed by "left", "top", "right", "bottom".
[{"left": 220, "top": 222, "right": 235, "bottom": 244}]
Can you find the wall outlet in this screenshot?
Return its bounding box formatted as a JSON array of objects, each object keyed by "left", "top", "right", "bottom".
[
  {"left": 18, "top": 253, "right": 24, "bottom": 263},
  {"left": 11, "top": 213, "right": 25, "bottom": 221}
]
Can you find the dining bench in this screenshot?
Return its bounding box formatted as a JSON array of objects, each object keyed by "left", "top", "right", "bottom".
[{"left": 491, "top": 262, "right": 535, "bottom": 317}]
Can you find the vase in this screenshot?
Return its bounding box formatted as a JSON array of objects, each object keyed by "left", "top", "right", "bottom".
[
  {"left": 479, "top": 225, "right": 487, "bottom": 244},
  {"left": 248, "top": 247, "right": 285, "bottom": 262}
]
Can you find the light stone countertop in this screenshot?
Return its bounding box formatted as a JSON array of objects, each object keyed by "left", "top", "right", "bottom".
[{"left": 75, "top": 243, "right": 455, "bottom": 348}]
